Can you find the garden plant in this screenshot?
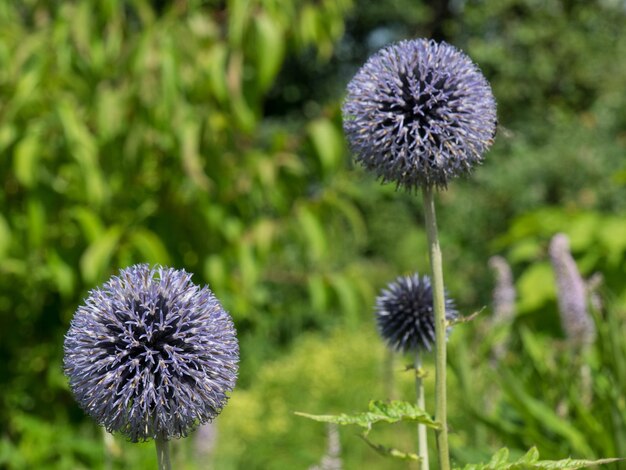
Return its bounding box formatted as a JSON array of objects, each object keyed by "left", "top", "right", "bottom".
[{"left": 1, "top": 0, "right": 626, "bottom": 469}]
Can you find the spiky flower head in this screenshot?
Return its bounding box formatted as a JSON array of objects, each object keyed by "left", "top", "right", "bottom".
[
  {"left": 64, "top": 264, "right": 239, "bottom": 442},
  {"left": 375, "top": 273, "right": 457, "bottom": 353},
  {"left": 343, "top": 39, "right": 497, "bottom": 190}
]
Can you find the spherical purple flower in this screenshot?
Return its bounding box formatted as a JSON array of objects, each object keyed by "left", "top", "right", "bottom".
[
  {"left": 375, "top": 273, "right": 457, "bottom": 353},
  {"left": 64, "top": 264, "right": 239, "bottom": 442},
  {"left": 343, "top": 39, "right": 497, "bottom": 190}
]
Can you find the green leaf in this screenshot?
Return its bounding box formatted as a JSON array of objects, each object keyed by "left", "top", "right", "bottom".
[
  {"left": 206, "top": 44, "right": 229, "bottom": 103},
  {"left": 27, "top": 198, "right": 45, "bottom": 249},
  {"left": 295, "top": 400, "right": 440, "bottom": 433},
  {"left": 307, "top": 274, "right": 328, "bottom": 314},
  {"left": 128, "top": 228, "right": 171, "bottom": 266},
  {"left": 80, "top": 226, "right": 122, "bottom": 284},
  {"left": 179, "top": 119, "right": 211, "bottom": 191},
  {"left": 252, "top": 12, "right": 285, "bottom": 91},
  {"left": 13, "top": 133, "right": 40, "bottom": 187},
  {"left": 597, "top": 216, "right": 626, "bottom": 267},
  {"left": 96, "top": 85, "right": 126, "bottom": 142},
  {"left": 308, "top": 118, "right": 344, "bottom": 175},
  {"left": 0, "top": 214, "right": 11, "bottom": 259},
  {"left": 499, "top": 370, "right": 594, "bottom": 455},
  {"left": 457, "top": 446, "right": 621, "bottom": 469},
  {"left": 296, "top": 205, "right": 326, "bottom": 262},
  {"left": 47, "top": 250, "right": 75, "bottom": 298},
  {"left": 58, "top": 99, "right": 106, "bottom": 205},
  {"left": 328, "top": 273, "right": 359, "bottom": 327},
  {"left": 70, "top": 207, "right": 104, "bottom": 243},
  {"left": 204, "top": 254, "right": 226, "bottom": 294},
  {"left": 516, "top": 262, "right": 555, "bottom": 314}
]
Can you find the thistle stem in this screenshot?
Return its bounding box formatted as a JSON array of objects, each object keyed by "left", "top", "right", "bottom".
[
  {"left": 415, "top": 351, "right": 429, "bottom": 470},
  {"left": 102, "top": 429, "right": 114, "bottom": 470},
  {"left": 384, "top": 348, "right": 396, "bottom": 400},
  {"left": 155, "top": 437, "right": 172, "bottom": 470},
  {"left": 422, "top": 185, "right": 451, "bottom": 470}
]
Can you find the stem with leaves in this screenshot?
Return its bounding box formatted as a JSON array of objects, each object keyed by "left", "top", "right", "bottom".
[{"left": 422, "top": 185, "right": 451, "bottom": 470}]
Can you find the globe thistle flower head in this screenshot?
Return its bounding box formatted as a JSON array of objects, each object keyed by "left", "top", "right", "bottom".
[
  {"left": 343, "top": 39, "right": 497, "bottom": 190},
  {"left": 64, "top": 264, "right": 239, "bottom": 442},
  {"left": 375, "top": 273, "right": 457, "bottom": 354}
]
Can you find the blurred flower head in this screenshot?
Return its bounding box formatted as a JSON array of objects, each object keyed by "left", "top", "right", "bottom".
[
  {"left": 375, "top": 273, "right": 457, "bottom": 353},
  {"left": 343, "top": 38, "right": 497, "bottom": 190},
  {"left": 64, "top": 264, "right": 239, "bottom": 442},
  {"left": 549, "top": 233, "right": 596, "bottom": 345}
]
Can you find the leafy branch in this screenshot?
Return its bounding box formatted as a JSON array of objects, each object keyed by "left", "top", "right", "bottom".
[{"left": 296, "top": 400, "right": 439, "bottom": 461}]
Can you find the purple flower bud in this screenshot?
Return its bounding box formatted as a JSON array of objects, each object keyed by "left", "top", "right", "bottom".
[{"left": 375, "top": 273, "right": 457, "bottom": 353}]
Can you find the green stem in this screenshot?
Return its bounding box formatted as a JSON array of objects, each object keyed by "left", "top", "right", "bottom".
[
  {"left": 155, "top": 436, "right": 172, "bottom": 470},
  {"left": 102, "top": 429, "right": 114, "bottom": 470},
  {"left": 384, "top": 348, "right": 396, "bottom": 400},
  {"left": 415, "top": 351, "right": 429, "bottom": 470},
  {"left": 422, "top": 185, "right": 451, "bottom": 470}
]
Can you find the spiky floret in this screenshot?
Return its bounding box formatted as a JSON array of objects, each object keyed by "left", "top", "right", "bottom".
[
  {"left": 375, "top": 273, "right": 457, "bottom": 353},
  {"left": 343, "top": 39, "right": 497, "bottom": 190},
  {"left": 64, "top": 264, "right": 239, "bottom": 442}
]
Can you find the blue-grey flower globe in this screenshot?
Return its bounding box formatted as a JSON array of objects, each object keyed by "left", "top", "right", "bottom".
[
  {"left": 63, "top": 264, "right": 239, "bottom": 442},
  {"left": 343, "top": 39, "right": 497, "bottom": 190},
  {"left": 375, "top": 273, "right": 457, "bottom": 353}
]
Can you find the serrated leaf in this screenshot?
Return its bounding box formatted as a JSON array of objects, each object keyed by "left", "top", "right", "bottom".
[
  {"left": 295, "top": 400, "right": 440, "bottom": 433},
  {"left": 520, "top": 447, "right": 540, "bottom": 463},
  {"left": 457, "top": 447, "right": 621, "bottom": 470},
  {"left": 490, "top": 447, "right": 510, "bottom": 465}
]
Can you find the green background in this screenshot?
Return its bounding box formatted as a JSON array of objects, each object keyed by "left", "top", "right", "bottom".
[{"left": 1, "top": 0, "right": 626, "bottom": 468}]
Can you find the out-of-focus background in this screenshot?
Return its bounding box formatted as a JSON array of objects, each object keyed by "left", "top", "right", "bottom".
[{"left": 1, "top": 0, "right": 626, "bottom": 468}]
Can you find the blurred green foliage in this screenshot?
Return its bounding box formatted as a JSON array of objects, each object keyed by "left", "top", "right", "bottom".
[{"left": 1, "top": 0, "right": 626, "bottom": 468}]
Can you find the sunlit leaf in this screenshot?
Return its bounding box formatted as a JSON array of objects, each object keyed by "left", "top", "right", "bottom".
[
  {"left": 252, "top": 12, "right": 285, "bottom": 91},
  {"left": 458, "top": 446, "right": 621, "bottom": 470},
  {"left": 80, "top": 226, "right": 122, "bottom": 284},
  {"left": 129, "top": 228, "right": 171, "bottom": 266},
  {"left": 13, "top": 133, "right": 40, "bottom": 188},
  {"left": 308, "top": 118, "right": 344, "bottom": 176},
  {"left": 295, "top": 400, "right": 440, "bottom": 432},
  {"left": 296, "top": 205, "right": 327, "bottom": 262}
]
